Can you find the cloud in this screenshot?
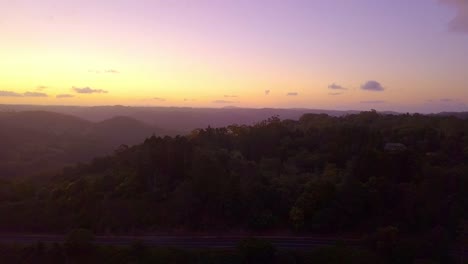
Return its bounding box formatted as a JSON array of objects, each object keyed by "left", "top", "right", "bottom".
[
  {"left": 440, "top": 0, "right": 468, "bottom": 33},
  {"left": 360, "top": 100, "right": 386, "bottom": 104},
  {"left": 329, "top": 92, "right": 343, "bottom": 96},
  {"left": 361, "top": 80, "right": 385, "bottom": 91},
  {"left": 89, "top": 69, "right": 120, "bottom": 74},
  {"left": 152, "top": 97, "right": 166, "bottom": 102},
  {"left": 265, "top": 90, "right": 270, "bottom": 95},
  {"left": 425, "top": 97, "right": 467, "bottom": 112},
  {"left": 0, "top": 90, "right": 23, "bottom": 97},
  {"left": 0, "top": 90, "right": 48, "bottom": 97},
  {"left": 287, "top": 92, "right": 299, "bottom": 96},
  {"left": 36, "top": 85, "right": 48, "bottom": 91},
  {"left": 72, "top": 86, "right": 108, "bottom": 94},
  {"left": 440, "top": 98, "right": 454, "bottom": 102},
  {"left": 427, "top": 98, "right": 462, "bottom": 104},
  {"left": 213, "top": 100, "right": 238, "bottom": 104},
  {"left": 328, "top": 83, "right": 347, "bottom": 90},
  {"left": 56, "top": 94, "right": 74, "bottom": 98},
  {"left": 23, "top": 92, "right": 48, "bottom": 97},
  {"left": 224, "top": 95, "right": 238, "bottom": 98}
]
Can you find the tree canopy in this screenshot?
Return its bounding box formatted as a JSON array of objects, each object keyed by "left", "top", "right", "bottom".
[{"left": 1, "top": 111, "right": 466, "bottom": 248}]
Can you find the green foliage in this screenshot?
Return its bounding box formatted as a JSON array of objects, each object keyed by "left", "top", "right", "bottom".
[
  {"left": 0, "top": 112, "right": 467, "bottom": 263},
  {"left": 289, "top": 206, "right": 304, "bottom": 231}
]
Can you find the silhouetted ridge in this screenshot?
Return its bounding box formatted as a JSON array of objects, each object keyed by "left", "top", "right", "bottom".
[
  {"left": 0, "top": 111, "right": 90, "bottom": 135},
  {"left": 0, "top": 111, "right": 164, "bottom": 178}
]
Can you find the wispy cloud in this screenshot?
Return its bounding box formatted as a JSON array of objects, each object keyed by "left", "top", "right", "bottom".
[
  {"left": 152, "top": 97, "right": 166, "bottom": 102},
  {"left": 24, "top": 91, "right": 48, "bottom": 97},
  {"left": 265, "top": 90, "right": 270, "bottom": 96},
  {"left": 104, "top": 69, "right": 120, "bottom": 74},
  {"left": 360, "top": 100, "right": 386, "bottom": 104},
  {"left": 425, "top": 97, "right": 467, "bottom": 112},
  {"left": 427, "top": 98, "right": 463, "bottom": 103},
  {"left": 72, "top": 86, "right": 108, "bottom": 94},
  {"left": 0, "top": 90, "right": 23, "bottom": 97},
  {"left": 213, "top": 99, "right": 238, "bottom": 104},
  {"left": 224, "top": 95, "right": 238, "bottom": 98},
  {"left": 329, "top": 92, "right": 343, "bottom": 96},
  {"left": 36, "top": 85, "right": 48, "bottom": 91},
  {"left": 440, "top": 98, "right": 454, "bottom": 102},
  {"left": 286, "top": 92, "right": 299, "bottom": 96},
  {"left": 361, "top": 80, "right": 385, "bottom": 92},
  {"left": 328, "top": 83, "right": 347, "bottom": 90},
  {"left": 89, "top": 69, "right": 120, "bottom": 74},
  {"left": 56, "top": 94, "right": 74, "bottom": 98},
  {"left": 0, "top": 90, "right": 48, "bottom": 97},
  {"left": 440, "top": 0, "right": 468, "bottom": 34}
]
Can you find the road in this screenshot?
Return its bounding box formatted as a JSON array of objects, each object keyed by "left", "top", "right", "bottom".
[
  {"left": 1, "top": 234, "right": 467, "bottom": 259},
  {"left": 0, "top": 234, "right": 360, "bottom": 249}
]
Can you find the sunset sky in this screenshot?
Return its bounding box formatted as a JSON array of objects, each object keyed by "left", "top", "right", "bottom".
[{"left": 0, "top": 0, "right": 467, "bottom": 113}]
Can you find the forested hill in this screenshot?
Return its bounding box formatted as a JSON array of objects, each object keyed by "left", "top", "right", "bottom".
[
  {"left": 1, "top": 111, "right": 467, "bottom": 242},
  {"left": 436, "top": 111, "right": 468, "bottom": 119},
  {"left": 0, "top": 104, "right": 363, "bottom": 134},
  {"left": 0, "top": 111, "right": 167, "bottom": 178}
]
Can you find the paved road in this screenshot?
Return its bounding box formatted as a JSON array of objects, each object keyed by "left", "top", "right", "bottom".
[{"left": 0, "top": 234, "right": 359, "bottom": 249}]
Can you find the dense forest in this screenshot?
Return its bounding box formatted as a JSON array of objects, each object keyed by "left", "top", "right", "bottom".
[{"left": 1, "top": 111, "right": 467, "bottom": 262}]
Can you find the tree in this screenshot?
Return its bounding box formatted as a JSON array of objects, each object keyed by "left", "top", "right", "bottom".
[{"left": 290, "top": 206, "right": 305, "bottom": 231}]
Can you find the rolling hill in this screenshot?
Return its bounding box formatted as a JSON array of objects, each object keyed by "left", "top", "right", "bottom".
[{"left": 0, "top": 111, "right": 164, "bottom": 178}]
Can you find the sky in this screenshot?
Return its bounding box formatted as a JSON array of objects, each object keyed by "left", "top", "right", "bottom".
[{"left": 0, "top": 0, "right": 467, "bottom": 113}]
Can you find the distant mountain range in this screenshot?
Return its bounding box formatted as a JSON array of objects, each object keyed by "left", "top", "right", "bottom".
[
  {"left": 0, "top": 104, "right": 388, "bottom": 134},
  {"left": 0, "top": 105, "right": 466, "bottom": 178},
  {"left": 435, "top": 112, "right": 468, "bottom": 119},
  {"left": 0, "top": 111, "right": 165, "bottom": 178}
]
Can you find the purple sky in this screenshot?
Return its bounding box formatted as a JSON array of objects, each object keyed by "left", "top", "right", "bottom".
[{"left": 0, "top": 0, "right": 467, "bottom": 112}]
